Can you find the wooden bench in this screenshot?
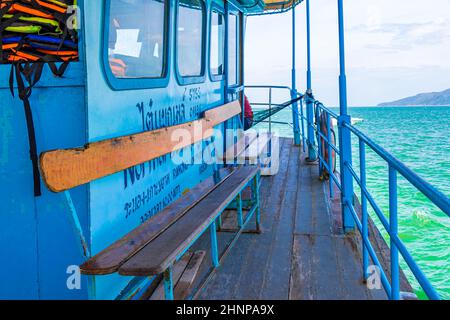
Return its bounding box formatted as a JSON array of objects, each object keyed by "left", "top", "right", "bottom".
[
  {"left": 224, "top": 131, "right": 276, "bottom": 175},
  {"left": 39, "top": 101, "right": 262, "bottom": 300}
]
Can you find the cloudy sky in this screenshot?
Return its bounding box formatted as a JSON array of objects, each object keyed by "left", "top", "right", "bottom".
[{"left": 245, "top": 0, "right": 450, "bottom": 106}]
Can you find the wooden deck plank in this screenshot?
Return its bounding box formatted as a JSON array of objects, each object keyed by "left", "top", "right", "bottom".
[
  {"left": 309, "top": 235, "right": 344, "bottom": 300},
  {"left": 311, "top": 177, "right": 333, "bottom": 236},
  {"left": 174, "top": 251, "right": 206, "bottom": 300},
  {"left": 295, "top": 165, "right": 314, "bottom": 235},
  {"left": 295, "top": 161, "right": 332, "bottom": 236},
  {"left": 231, "top": 138, "right": 294, "bottom": 300},
  {"left": 193, "top": 142, "right": 284, "bottom": 298},
  {"left": 259, "top": 144, "right": 301, "bottom": 299},
  {"left": 289, "top": 234, "right": 313, "bottom": 300},
  {"left": 196, "top": 139, "right": 291, "bottom": 300},
  {"left": 194, "top": 138, "right": 390, "bottom": 300},
  {"left": 289, "top": 235, "right": 339, "bottom": 300},
  {"left": 334, "top": 237, "right": 376, "bottom": 300}
]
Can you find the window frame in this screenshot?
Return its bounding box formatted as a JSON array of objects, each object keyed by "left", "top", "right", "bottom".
[
  {"left": 208, "top": 3, "right": 225, "bottom": 82},
  {"left": 174, "top": 0, "right": 207, "bottom": 86},
  {"left": 227, "top": 12, "right": 240, "bottom": 87},
  {"left": 102, "top": 0, "right": 171, "bottom": 91}
]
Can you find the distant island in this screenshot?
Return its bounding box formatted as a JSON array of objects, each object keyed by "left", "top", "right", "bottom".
[{"left": 378, "top": 88, "right": 450, "bottom": 106}]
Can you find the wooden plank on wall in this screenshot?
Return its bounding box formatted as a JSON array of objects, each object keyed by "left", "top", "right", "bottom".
[
  {"left": 40, "top": 101, "right": 241, "bottom": 192},
  {"left": 204, "top": 100, "right": 241, "bottom": 125}
]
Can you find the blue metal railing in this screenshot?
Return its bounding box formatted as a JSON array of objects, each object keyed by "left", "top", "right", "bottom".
[
  {"left": 244, "top": 85, "right": 307, "bottom": 147},
  {"left": 245, "top": 85, "right": 450, "bottom": 299},
  {"left": 310, "top": 100, "right": 450, "bottom": 300},
  {"left": 245, "top": 0, "right": 450, "bottom": 301}
]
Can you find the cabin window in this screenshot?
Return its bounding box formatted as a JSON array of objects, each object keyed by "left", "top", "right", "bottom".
[
  {"left": 177, "top": 0, "right": 205, "bottom": 78},
  {"left": 228, "top": 13, "right": 238, "bottom": 86},
  {"left": 210, "top": 10, "right": 225, "bottom": 78},
  {"left": 107, "top": 0, "right": 166, "bottom": 79}
]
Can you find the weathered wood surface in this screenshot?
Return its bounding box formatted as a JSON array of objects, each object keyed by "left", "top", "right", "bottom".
[
  {"left": 195, "top": 138, "right": 389, "bottom": 300},
  {"left": 174, "top": 251, "right": 206, "bottom": 300},
  {"left": 40, "top": 101, "right": 241, "bottom": 192},
  {"left": 80, "top": 168, "right": 235, "bottom": 275},
  {"left": 333, "top": 185, "right": 414, "bottom": 294},
  {"left": 119, "top": 166, "right": 259, "bottom": 276},
  {"left": 143, "top": 251, "right": 206, "bottom": 300},
  {"left": 148, "top": 254, "right": 192, "bottom": 300}
]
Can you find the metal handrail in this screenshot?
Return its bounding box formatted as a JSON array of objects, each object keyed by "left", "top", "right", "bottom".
[
  {"left": 345, "top": 123, "right": 450, "bottom": 216},
  {"left": 244, "top": 85, "right": 306, "bottom": 145},
  {"left": 247, "top": 86, "right": 450, "bottom": 299},
  {"left": 310, "top": 99, "right": 449, "bottom": 300}
]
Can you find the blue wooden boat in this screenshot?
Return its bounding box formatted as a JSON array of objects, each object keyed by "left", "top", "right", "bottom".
[{"left": 0, "top": 0, "right": 449, "bottom": 300}]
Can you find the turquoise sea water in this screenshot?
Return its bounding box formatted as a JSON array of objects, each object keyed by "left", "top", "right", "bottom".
[{"left": 257, "top": 106, "right": 450, "bottom": 299}]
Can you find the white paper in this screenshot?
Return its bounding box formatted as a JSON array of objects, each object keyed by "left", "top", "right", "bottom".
[{"left": 113, "top": 29, "right": 142, "bottom": 58}]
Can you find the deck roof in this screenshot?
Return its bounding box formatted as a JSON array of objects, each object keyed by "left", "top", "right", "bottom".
[{"left": 242, "top": 0, "right": 304, "bottom": 16}]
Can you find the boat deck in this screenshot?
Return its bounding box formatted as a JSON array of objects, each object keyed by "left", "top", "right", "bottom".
[{"left": 190, "top": 137, "right": 388, "bottom": 300}]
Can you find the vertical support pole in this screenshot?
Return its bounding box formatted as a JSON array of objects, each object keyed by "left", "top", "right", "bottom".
[
  {"left": 217, "top": 214, "right": 223, "bottom": 231},
  {"left": 337, "top": 0, "right": 355, "bottom": 232},
  {"left": 291, "top": 4, "right": 301, "bottom": 145},
  {"left": 360, "top": 139, "right": 368, "bottom": 281},
  {"left": 389, "top": 166, "right": 400, "bottom": 300},
  {"left": 317, "top": 109, "right": 323, "bottom": 176},
  {"left": 268, "top": 87, "right": 273, "bottom": 162},
  {"left": 327, "top": 113, "right": 334, "bottom": 198},
  {"left": 253, "top": 173, "right": 261, "bottom": 233},
  {"left": 210, "top": 220, "right": 220, "bottom": 268},
  {"left": 299, "top": 99, "right": 306, "bottom": 152},
  {"left": 163, "top": 267, "right": 174, "bottom": 300},
  {"left": 212, "top": 135, "right": 222, "bottom": 231},
  {"left": 269, "top": 88, "right": 272, "bottom": 136},
  {"left": 223, "top": 2, "right": 230, "bottom": 159},
  {"left": 237, "top": 192, "right": 244, "bottom": 228},
  {"left": 241, "top": 13, "right": 246, "bottom": 126},
  {"left": 305, "top": 0, "right": 317, "bottom": 160},
  {"left": 224, "top": 1, "right": 229, "bottom": 103}
]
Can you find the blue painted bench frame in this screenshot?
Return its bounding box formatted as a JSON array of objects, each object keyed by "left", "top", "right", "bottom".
[{"left": 160, "top": 169, "right": 261, "bottom": 300}]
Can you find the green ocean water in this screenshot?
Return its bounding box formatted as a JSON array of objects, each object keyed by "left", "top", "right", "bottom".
[{"left": 257, "top": 106, "right": 450, "bottom": 299}]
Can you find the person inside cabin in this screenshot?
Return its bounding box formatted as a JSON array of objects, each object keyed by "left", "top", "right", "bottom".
[
  {"left": 244, "top": 95, "right": 254, "bottom": 130},
  {"left": 108, "top": 18, "right": 127, "bottom": 77}
]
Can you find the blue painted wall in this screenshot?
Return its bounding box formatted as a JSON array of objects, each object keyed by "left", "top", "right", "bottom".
[
  {"left": 0, "top": 22, "right": 89, "bottom": 299},
  {"left": 0, "top": 0, "right": 243, "bottom": 299}
]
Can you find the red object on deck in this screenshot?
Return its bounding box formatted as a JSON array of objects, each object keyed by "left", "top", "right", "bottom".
[{"left": 244, "top": 95, "right": 253, "bottom": 120}]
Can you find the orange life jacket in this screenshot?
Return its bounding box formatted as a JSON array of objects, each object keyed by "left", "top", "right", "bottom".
[
  {"left": 109, "top": 58, "right": 127, "bottom": 77},
  {"left": 1, "top": 2, "right": 55, "bottom": 19}
]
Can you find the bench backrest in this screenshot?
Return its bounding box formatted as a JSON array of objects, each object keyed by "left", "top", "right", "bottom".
[{"left": 40, "top": 101, "right": 241, "bottom": 192}]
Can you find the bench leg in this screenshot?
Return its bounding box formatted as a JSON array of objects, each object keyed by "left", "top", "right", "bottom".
[
  {"left": 216, "top": 214, "right": 222, "bottom": 231},
  {"left": 253, "top": 173, "right": 261, "bottom": 233},
  {"left": 163, "top": 267, "right": 174, "bottom": 300},
  {"left": 210, "top": 221, "right": 220, "bottom": 268},
  {"left": 237, "top": 192, "right": 244, "bottom": 228}
]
